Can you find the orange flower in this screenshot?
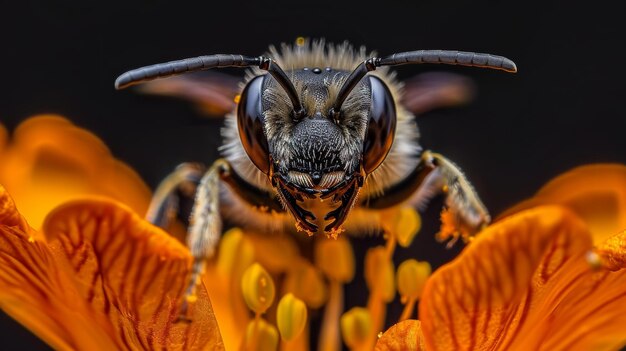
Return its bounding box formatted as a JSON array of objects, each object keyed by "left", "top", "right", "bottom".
[
  {"left": 377, "top": 165, "right": 626, "bottom": 351},
  {"left": 3, "top": 115, "right": 626, "bottom": 351},
  {"left": 0, "top": 116, "right": 223, "bottom": 350},
  {"left": 0, "top": 115, "right": 151, "bottom": 230},
  {"left": 0, "top": 187, "right": 223, "bottom": 350}
]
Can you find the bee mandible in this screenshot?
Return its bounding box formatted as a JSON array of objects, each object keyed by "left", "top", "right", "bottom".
[{"left": 115, "top": 38, "right": 517, "bottom": 314}]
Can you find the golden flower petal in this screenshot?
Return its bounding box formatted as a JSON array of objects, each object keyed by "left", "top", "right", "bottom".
[
  {"left": 420, "top": 205, "right": 626, "bottom": 351},
  {"left": 498, "top": 164, "right": 626, "bottom": 243},
  {"left": 0, "top": 184, "right": 29, "bottom": 233},
  {"left": 375, "top": 320, "right": 426, "bottom": 351},
  {"left": 0, "top": 115, "right": 151, "bottom": 229},
  {"left": 0, "top": 188, "right": 224, "bottom": 350}
]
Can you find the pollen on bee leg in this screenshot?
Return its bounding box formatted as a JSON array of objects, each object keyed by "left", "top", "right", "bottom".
[
  {"left": 177, "top": 257, "right": 206, "bottom": 322},
  {"left": 185, "top": 294, "right": 198, "bottom": 304},
  {"left": 436, "top": 208, "right": 473, "bottom": 249}
]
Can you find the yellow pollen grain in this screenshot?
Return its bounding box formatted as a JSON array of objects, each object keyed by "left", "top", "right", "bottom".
[
  {"left": 27, "top": 236, "right": 35, "bottom": 243},
  {"left": 234, "top": 94, "right": 241, "bottom": 104},
  {"left": 296, "top": 37, "right": 305, "bottom": 46},
  {"left": 185, "top": 295, "right": 198, "bottom": 303},
  {"left": 377, "top": 332, "right": 383, "bottom": 339}
]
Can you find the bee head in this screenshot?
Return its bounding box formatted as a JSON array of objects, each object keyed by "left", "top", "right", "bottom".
[{"left": 237, "top": 64, "right": 397, "bottom": 234}]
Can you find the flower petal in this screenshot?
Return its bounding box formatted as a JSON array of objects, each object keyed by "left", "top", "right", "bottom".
[
  {"left": 375, "top": 320, "right": 426, "bottom": 351},
  {"left": 0, "top": 188, "right": 224, "bottom": 350},
  {"left": 420, "top": 205, "right": 626, "bottom": 351},
  {"left": 0, "top": 115, "right": 151, "bottom": 229},
  {"left": 498, "top": 164, "right": 626, "bottom": 243},
  {"left": 1, "top": 190, "right": 118, "bottom": 349}
]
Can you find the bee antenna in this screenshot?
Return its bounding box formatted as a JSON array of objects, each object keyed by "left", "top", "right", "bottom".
[
  {"left": 114, "top": 54, "right": 261, "bottom": 90},
  {"left": 115, "top": 54, "right": 305, "bottom": 119},
  {"left": 259, "top": 58, "right": 306, "bottom": 119},
  {"left": 330, "top": 50, "right": 517, "bottom": 118}
]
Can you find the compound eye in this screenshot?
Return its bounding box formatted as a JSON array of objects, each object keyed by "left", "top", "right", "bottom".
[
  {"left": 237, "top": 75, "right": 271, "bottom": 174},
  {"left": 362, "top": 76, "right": 397, "bottom": 174}
]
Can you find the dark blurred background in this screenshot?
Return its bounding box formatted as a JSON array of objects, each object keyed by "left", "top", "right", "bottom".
[{"left": 1, "top": 0, "right": 625, "bottom": 349}]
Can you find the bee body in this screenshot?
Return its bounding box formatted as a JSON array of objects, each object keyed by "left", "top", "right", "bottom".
[{"left": 115, "top": 38, "right": 516, "bottom": 308}]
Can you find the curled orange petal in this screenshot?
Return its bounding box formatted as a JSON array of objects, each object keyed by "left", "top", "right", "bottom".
[
  {"left": 420, "top": 205, "right": 626, "bottom": 351},
  {"left": 498, "top": 164, "right": 626, "bottom": 243},
  {"left": 0, "top": 187, "right": 224, "bottom": 350},
  {"left": 375, "top": 320, "right": 426, "bottom": 351},
  {"left": 0, "top": 115, "right": 151, "bottom": 229}
]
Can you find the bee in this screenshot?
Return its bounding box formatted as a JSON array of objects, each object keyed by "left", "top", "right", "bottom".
[{"left": 115, "top": 38, "right": 516, "bottom": 313}]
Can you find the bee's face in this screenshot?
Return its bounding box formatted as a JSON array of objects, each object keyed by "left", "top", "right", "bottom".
[{"left": 237, "top": 68, "right": 397, "bottom": 234}]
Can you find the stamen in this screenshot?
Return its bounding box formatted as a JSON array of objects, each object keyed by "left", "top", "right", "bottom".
[
  {"left": 276, "top": 293, "right": 308, "bottom": 341},
  {"left": 241, "top": 263, "right": 276, "bottom": 314},
  {"left": 243, "top": 317, "right": 279, "bottom": 351},
  {"left": 364, "top": 247, "right": 395, "bottom": 302},
  {"left": 315, "top": 236, "right": 355, "bottom": 283},
  {"left": 340, "top": 307, "right": 372, "bottom": 349},
  {"left": 216, "top": 228, "right": 255, "bottom": 276},
  {"left": 315, "top": 237, "right": 355, "bottom": 351},
  {"left": 397, "top": 259, "right": 432, "bottom": 321}
]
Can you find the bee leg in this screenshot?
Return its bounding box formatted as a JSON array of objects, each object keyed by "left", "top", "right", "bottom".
[
  {"left": 145, "top": 162, "right": 206, "bottom": 229},
  {"left": 177, "top": 159, "right": 232, "bottom": 321},
  {"left": 413, "top": 150, "right": 491, "bottom": 243},
  {"left": 361, "top": 150, "right": 490, "bottom": 243}
]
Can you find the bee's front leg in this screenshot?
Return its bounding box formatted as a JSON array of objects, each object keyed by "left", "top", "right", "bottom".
[
  {"left": 179, "top": 159, "right": 232, "bottom": 319},
  {"left": 415, "top": 151, "right": 491, "bottom": 244},
  {"left": 145, "top": 162, "right": 206, "bottom": 228},
  {"left": 145, "top": 159, "right": 228, "bottom": 320},
  {"left": 363, "top": 150, "right": 490, "bottom": 244}
]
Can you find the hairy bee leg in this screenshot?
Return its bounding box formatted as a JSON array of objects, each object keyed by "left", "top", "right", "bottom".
[
  {"left": 414, "top": 150, "right": 491, "bottom": 241},
  {"left": 145, "top": 162, "right": 206, "bottom": 228},
  {"left": 178, "top": 159, "right": 230, "bottom": 320}
]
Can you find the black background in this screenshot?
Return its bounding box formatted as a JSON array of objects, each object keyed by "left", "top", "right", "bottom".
[{"left": 1, "top": 0, "right": 625, "bottom": 349}]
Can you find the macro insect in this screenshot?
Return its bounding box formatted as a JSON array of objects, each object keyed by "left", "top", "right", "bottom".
[{"left": 114, "top": 38, "right": 516, "bottom": 314}]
